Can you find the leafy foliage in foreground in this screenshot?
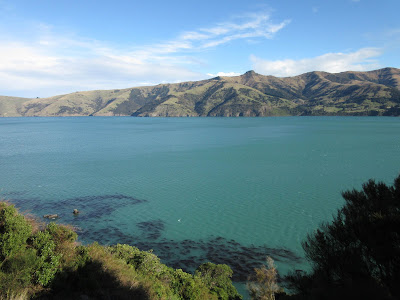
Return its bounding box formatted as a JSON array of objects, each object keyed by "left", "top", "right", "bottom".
[
  {"left": 195, "top": 262, "right": 242, "bottom": 300},
  {"left": 285, "top": 174, "right": 400, "bottom": 300},
  {"left": 0, "top": 202, "right": 241, "bottom": 299}
]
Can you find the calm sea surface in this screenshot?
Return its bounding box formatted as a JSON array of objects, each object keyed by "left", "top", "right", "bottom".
[{"left": 1, "top": 117, "right": 400, "bottom": 294}]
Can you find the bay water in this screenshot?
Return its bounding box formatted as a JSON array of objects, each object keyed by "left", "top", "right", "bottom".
[{"left": 1, "top": 117, "right": 400, "bottom": 296}]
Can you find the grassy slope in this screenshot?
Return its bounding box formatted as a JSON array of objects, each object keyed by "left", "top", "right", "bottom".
[
  {"left": 0, "top": 96, "right": 32, "bottom": 117},
  {"left": 1, "top": 68, "right": 400, "bottom": 117}
]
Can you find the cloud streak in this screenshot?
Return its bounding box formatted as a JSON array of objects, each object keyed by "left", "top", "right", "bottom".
[
  {"left": 0, "top": 12, "right": 289, "bottom": 97},
  {"left": 181, "top": 14, "right": 290, "bottom": 49},
  {"left": 206, "top": 72, "right": 241, "bottom": 77},
  {"left": 0, "top": 40, "right": 203, "bottom": 97},
  {"left": 250, "top": 48, "right": 382, "bottom": 77},
  {"left": 132, "top": 13, "right": 290, "bottom": 58}
]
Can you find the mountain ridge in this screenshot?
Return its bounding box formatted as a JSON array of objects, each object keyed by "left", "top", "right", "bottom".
[{"left": 1, "top": 67, "right": 400, "bottom": 117}]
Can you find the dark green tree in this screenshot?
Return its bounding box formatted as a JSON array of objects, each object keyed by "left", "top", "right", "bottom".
[{"left": 286, "top": 174, "right": 400, "bottom": 300}]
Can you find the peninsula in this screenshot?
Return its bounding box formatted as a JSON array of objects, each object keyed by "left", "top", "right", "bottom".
[{"left": 1, "top": 68, "right": 400, "bottom": 117}]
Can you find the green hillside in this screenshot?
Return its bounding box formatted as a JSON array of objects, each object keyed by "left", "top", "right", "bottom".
[{"left": 1, "top": 67, "right": 400, "bottom": 117}]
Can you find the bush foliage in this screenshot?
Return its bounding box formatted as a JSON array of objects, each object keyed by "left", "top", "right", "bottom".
[
  {"left": 0, "top": 203, "right": 31, "bottom": 260},
  {"left": 0, "top": 202, "right": 241, "bottom": 299},
  {"left": 285, "top": 174, "right": 400, "bottom": 300}
]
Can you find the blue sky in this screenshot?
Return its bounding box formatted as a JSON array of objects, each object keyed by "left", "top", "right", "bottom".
[{"left": 0, "top": 0, "right": 399, "bottom": 97}]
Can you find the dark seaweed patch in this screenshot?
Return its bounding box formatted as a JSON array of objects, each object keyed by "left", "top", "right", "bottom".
[
  {"left": 6, "top": 193, "right": 147, "bottom": 222},
  {"left": 1, "top": 190, "right": 28, "bottom": 197},
  {"left": 77, "top": 219, "right": 302, "bottom": 282},
  {"left": 137, "top": 220, "right": 165, "bottom": 240},
  {"left": 79, "top": 225, "right": 136, "bottom": 246},
  {"left": 4, "top": 193, "right": 301, "bottom": 283},
  {"left": 58, "top": 194, "right": 147, "bottom": 219},
  {"left": 129, "top": 235, "right": 301, "bottom": 282},
  {"left": 1, "top": 196, "right": 43, "bottom": 213}
]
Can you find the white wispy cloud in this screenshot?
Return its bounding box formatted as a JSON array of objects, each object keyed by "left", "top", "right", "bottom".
[
  {"left": 0, "top": 12, "right": 289, "bottom": 97},
  {"left": 0, "top": 40, "right": 203, "bottom": 97},
  {"left": 181, "top": 14, "right": 291, "bottom": 49},
  {"left": 136, "top": 12, "right": 290, "bottom": 56},
  {"left": 250, "top": 48, "right": 382, "bottom": 77},
  {"left": 206, "top": 72, "right": 242, "bottom": 77}
]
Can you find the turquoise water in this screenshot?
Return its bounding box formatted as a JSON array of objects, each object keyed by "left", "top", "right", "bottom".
[{"left": 1, "top": 117, "right": 400, "bottom": 294}]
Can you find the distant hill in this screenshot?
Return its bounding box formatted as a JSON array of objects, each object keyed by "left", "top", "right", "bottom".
[{"left": 1, "top": 67, "right": 400, "bottom": 117}]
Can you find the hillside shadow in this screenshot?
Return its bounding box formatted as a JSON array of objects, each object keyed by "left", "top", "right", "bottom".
[{"left": 35, "top": 260, "right": 149, "bottom": 300}]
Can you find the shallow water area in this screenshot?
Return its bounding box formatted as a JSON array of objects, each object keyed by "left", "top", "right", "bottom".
[{"left": 1, "top": 116, "right": 400, "bottom": 297}]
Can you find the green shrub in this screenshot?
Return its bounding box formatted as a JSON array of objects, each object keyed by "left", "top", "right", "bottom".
[
  {"left": 109, "top": 244, "right": 217, "bottom": 299},
  {"left": 0, "top": 248, "right": 37, "bottom": 297},
  {"left": 169, "top": 268, "right": 215, "bottom": 300},
  {"left": 46, "top": 222, "right": 77, "bottom": 245},
  {"left": 109, "top": 244, "right": 164, "bottom": 275},
  {"left": 30, "top": 231, "right": 61, "bottom": 286},
  {"left": 196, "top": 262, "right": 242, "bottom": 300},
  {"left": 0, "top": 204, "right": 31, "bottom": 260},
  {"left": 73, "top": 245, "right": 91, "bottom": 269}
]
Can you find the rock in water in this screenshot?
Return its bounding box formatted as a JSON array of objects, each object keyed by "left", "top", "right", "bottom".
[{"left": 43, "top": 214, "right": 59, "bottom": 219}]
